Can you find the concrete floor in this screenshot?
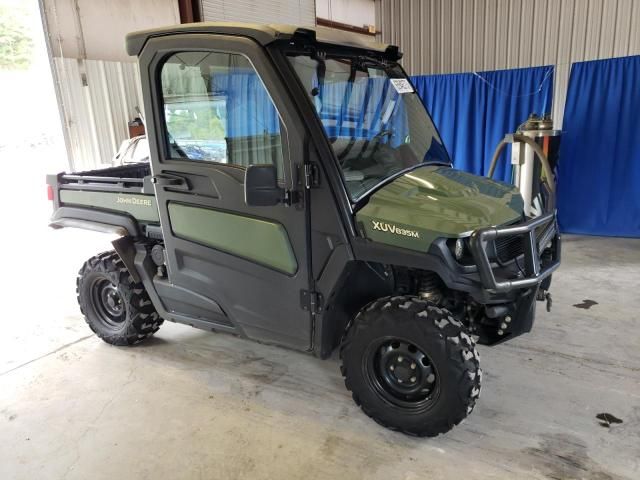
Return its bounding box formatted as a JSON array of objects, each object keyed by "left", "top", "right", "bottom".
[{"left": 0, "top": 166, "right": 639, "bottom": 479}]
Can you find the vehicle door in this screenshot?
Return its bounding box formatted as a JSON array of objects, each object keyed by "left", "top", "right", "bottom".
[{"left": 140, "top": 34, "right": 311, "bottom": 349}]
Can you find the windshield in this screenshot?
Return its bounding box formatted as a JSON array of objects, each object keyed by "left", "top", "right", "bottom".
[{"left": 287, "top": 53, "right": 450, "bottom": 201}]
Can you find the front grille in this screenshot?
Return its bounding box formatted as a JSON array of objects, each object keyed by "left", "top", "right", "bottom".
[
  {"left": 494, "top": 235, "right": 525, "bottom": 263},
  {"left": 536, "top": 219, "right": 556, "bottom": 250},
  {"left": 492, "top": 217, "right": 556, "bottom": 263}
]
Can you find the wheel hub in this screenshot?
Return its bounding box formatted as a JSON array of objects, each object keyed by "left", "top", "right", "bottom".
[
  {"left": 91, "top": 278, "right": 125, "bottom": 328},
  {"left": 368, "top": 339, "right": 438, "bottom": 407},
  {"left": 392, "top": 362, "right": 412, "bottom": 382},
  {"left": 101, "top": 285, "right": 123, "bottom": 316}
]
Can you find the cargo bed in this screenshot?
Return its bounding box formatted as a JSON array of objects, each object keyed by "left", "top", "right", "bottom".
[{"left": 46, "top": 163, "right": 161, "bottom": 238}]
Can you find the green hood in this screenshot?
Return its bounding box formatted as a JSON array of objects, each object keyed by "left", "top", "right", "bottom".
[{"left": 356, "top": 166, "right": 524, "bottom": 252}]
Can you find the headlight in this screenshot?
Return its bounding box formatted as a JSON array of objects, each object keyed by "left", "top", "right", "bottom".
[
  {"left": 454, "top": 238, "right": 465, "bottom": 260},
  {"left": 446, "top": 237, "right": 473, "bottom": 265}
]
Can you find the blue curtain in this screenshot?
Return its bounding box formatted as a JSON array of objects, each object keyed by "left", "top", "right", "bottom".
[
  {"left": 215, "top": 71, "right": 280, "bottom": 137},
  {"left": 318, "top": 77, "right": 388, "bottom": 140},
  {"left": 312, "top": 77, "right": 408, "bottom": 146},
  {"left": 411, "top": 66, "right": 554, "bottom": 182},
  {"left": 558, "top": 55, "right": 640, "bottom": 237},
  {"left": 212, "top": 70, "right": 283, "bottom": 168}
]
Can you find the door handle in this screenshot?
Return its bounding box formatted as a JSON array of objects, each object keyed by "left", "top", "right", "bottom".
[{"left": 151, "top": 174, "right": 190, "bottom": 190}]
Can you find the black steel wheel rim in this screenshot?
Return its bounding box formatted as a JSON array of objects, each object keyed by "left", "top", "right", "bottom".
[
  {"left": 364, "top": 337, "right": 440, "bottom": 411},
  {"left": 90, "top": 278, "right": 125, "bottom": 328}
]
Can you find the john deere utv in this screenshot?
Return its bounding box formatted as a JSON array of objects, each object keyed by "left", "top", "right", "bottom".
[{"left": 47, "top": 23, "right": 560, "bottom": 436}]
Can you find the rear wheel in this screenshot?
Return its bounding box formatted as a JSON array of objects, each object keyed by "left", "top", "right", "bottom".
[
  {"left": 77, "top": 251, "right": 163, "bottom": 345},
  {"left": 340, "top": 296, "right": 481, "bottom": 437}
]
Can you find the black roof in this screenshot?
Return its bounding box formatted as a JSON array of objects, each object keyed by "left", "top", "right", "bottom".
[{"left": 126, "top": 22, "right": 400, "bottom": 58}]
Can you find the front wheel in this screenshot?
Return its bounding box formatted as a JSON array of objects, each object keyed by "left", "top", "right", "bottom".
[{"left": 340, "top": 296, "right": 481, "bottom": 437}]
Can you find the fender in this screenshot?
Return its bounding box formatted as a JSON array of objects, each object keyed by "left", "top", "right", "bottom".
[
  {"left": 111, "top": 236, "right": 141, "bottom": 284},
  {"left": 49, "top": 206, "right": 140, "bottom": 237}
]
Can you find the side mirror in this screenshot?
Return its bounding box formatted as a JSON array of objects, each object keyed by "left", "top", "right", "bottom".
[{"left": 244, "top": 164, "right": 283, "bottom": 206}]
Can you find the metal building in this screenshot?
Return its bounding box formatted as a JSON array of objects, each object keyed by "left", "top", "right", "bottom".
[
  {"left": 375, "top": 0, "right": 640, "bottom": 126},
  {"left": 42, "top": 0, "right": 318, "bottom": 171},
  {"left": 201, "top": 0, "right": 316, "bottom": 25},
  {"left": 41, "top": 0, "right": 181, "bottom": 171}
]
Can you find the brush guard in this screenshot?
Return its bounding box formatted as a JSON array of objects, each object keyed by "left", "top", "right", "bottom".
[{"left": 469, "top": 211, "right": 561, "bottom": 293}]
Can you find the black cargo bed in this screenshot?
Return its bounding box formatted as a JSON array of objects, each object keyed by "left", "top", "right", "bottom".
[{"left": 56, "top": 163, "right": 152, "bottom": 194}]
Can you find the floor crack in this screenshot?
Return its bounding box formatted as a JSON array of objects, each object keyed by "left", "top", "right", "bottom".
[
  {"left": 503, "top": 343, "right": 640, "bottom": 373},
  {"left": 0, "top": 334, "right": 94, "bottom": 377}
]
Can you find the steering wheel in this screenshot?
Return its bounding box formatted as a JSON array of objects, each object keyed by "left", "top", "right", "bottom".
[
  {"left": 340, "top": 130, "right": 395, "bottom": 173},
  {"left": 342, "top": 129, "right": 393, "bottom": 166},
  {"left": 372, "top": 129, "right": 393, "bottom": 142}
]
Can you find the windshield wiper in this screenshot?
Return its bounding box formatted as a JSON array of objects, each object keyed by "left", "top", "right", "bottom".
[{"left": 356, "top": 55, "right": 394, "bottom": 72}]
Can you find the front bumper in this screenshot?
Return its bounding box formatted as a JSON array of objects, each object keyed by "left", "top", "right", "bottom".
[{"left": 469, "top": 211, "right": 561, "bottom": 293}]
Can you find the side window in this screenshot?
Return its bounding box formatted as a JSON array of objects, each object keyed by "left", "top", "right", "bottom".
[{"left": 160, "top": 51, "right": 284, "bottom": 176}]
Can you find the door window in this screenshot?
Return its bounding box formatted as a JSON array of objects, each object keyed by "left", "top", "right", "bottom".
[{"left": 160, "top": 51, "right": 284, "bottom": 176}]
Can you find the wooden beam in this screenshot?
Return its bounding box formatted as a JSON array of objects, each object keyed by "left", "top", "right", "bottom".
[
  {"left": 178, "top": 0, "right": 202, "bottom": 23},
  {"left": 316, "top": 17, "right": 376, "bottom": 37}
]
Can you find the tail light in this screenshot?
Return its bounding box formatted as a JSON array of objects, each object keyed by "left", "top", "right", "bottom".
[{"left": 47, "top": 184, "right": 54, "bottom": 201}]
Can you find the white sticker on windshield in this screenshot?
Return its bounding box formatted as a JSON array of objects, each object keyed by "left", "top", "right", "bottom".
[{"left": 390, "top": 78, "right": 414, "bottom": 94}]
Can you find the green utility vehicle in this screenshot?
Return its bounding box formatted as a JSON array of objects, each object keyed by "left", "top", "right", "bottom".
[{"left": 47, "top": 23, "right": 560, "bottom": 436}]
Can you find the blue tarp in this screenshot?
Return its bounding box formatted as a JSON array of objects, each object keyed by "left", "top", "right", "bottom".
[
  {"left": 412, "top": 66, "right": 554, "bottom": 182},
  {"left": 557, "top": 55, "right": 640, "bottom": 237}
]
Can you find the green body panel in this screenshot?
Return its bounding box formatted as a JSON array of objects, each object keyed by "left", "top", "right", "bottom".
[
  {"left": 60, "top": 190, "right": 160, "bottom": 222},
  {"left": 168, "top": 203, "right": 298, "bottom": 275},
  {"left": 356, "top": 166, "right": 524, "bottom": 251}
]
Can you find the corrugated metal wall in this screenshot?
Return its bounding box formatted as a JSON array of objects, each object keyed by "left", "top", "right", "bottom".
[
  {"left": 41, "top": 0, "right": 179, "bottom": 171},
  {"left": 375, "top": 0, "right": 640, "bottom": 127},
  {"left": 201, "top": 0, "right": 316, "bottom": 26},
  {"left": 49, "top": 0, "right": 318, "bottom": 172},
  {"left": 53, "top": 58, "right": 144, "bottom": 172}
]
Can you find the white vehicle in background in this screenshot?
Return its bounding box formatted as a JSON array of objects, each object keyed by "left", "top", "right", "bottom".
[
  {"left": 112, "top": 95, "right": 228, "bottom": 166},
  {"left": 112, "top": 135, "right": 150, "bottom": 165}
]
